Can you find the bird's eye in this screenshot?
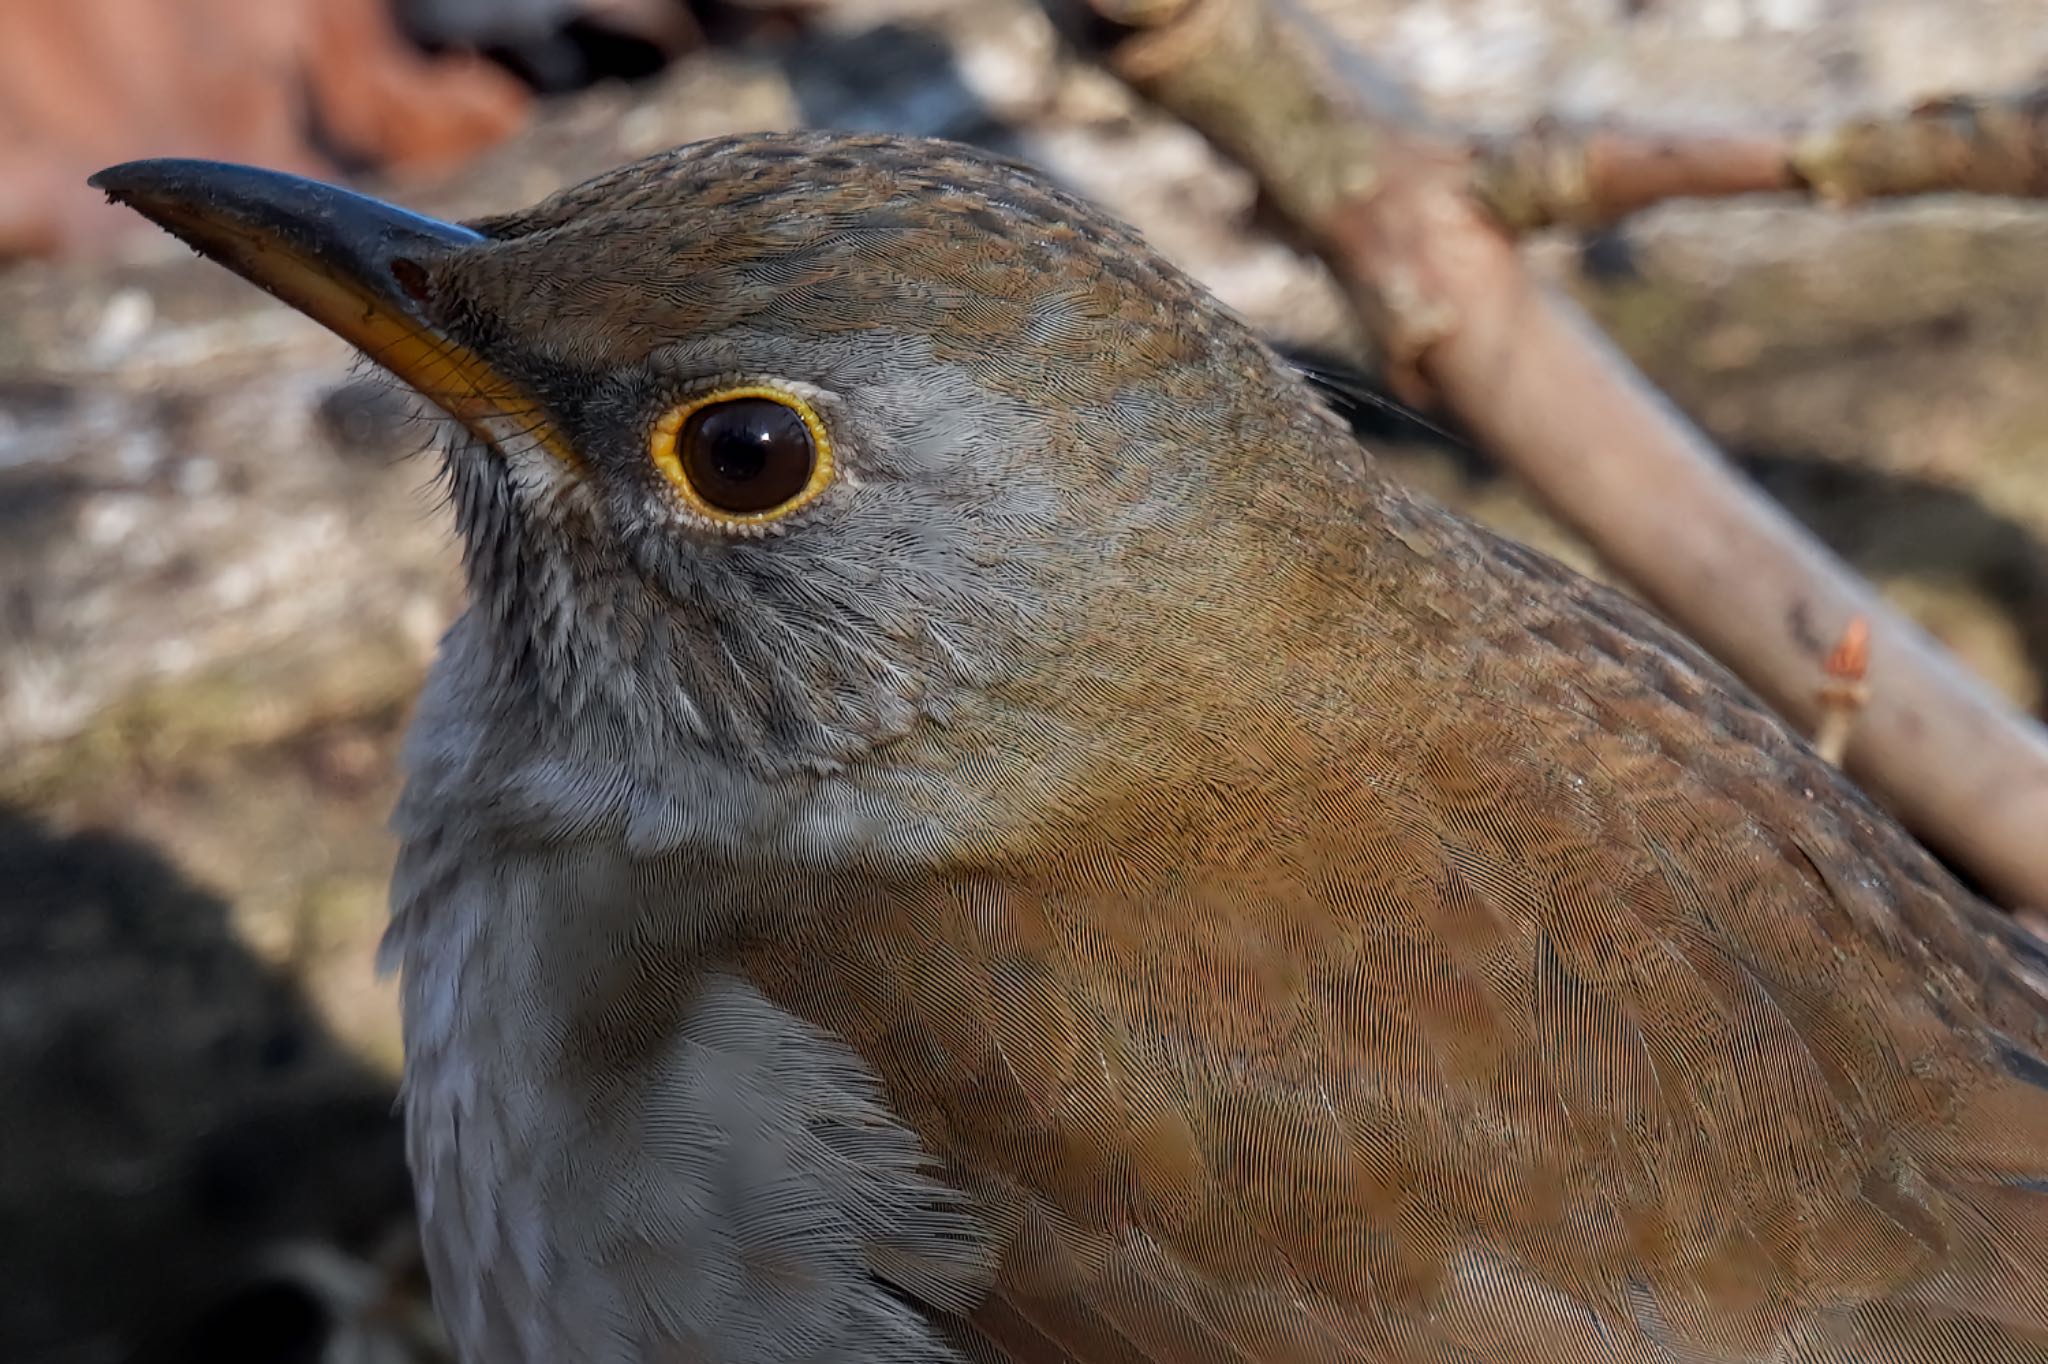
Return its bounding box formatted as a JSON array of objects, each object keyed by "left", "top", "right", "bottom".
[{"left": 648, "top": 386, "right": 834, "bottom": 525}]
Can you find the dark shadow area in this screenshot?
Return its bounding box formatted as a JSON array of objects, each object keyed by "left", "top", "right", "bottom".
[
  {"left": 477, "top": 14, "right": 674, "bottom": 94},
  {"left": 781, "top": 22, "right": 1014, "bottom": 149},
  {"left": 404, "top": 0, "right": 823, "bottom": 98},
  {"left": 0, "top": 807, "right": 410, "bottom": 1364}
]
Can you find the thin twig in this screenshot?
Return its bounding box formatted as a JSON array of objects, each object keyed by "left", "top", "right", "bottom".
[
  {"left": 1814, "top": 616, "right": 1871, "bottom": 768},
  {"left": 1053, "top": 0, "right": 2048, "bottom": 911},
  {"left": 1473, "top": 88, "right": 2048, "bottom": 232}
]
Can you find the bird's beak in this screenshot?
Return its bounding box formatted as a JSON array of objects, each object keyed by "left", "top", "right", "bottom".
[{"left": 89, "top": 159, "right": 567, "bottom": 461}]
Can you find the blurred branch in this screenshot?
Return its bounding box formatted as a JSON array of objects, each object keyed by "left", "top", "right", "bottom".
[
  {"left": 1476, "top": 89, "right": 2048, "bottom": 231},
  {"left": 1050, "top": 0, "right": 2048, "bottom": 911}
]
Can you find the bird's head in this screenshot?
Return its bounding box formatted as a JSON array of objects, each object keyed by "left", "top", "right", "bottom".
[{"left": 93, "top": 133, "right": 1390, "bottom": 861}]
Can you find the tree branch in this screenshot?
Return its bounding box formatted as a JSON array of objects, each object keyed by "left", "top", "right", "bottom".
[
  {"left": 1053, "top": 0, "right": 2048, "bottom": 911},
  {"left": 1474, "top": 89, "right": 2048, "bottom": 232}
]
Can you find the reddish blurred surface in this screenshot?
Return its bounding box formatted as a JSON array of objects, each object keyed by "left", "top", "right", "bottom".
[{"left": 0, "top": 0, "right": 529, "bottom": 260}]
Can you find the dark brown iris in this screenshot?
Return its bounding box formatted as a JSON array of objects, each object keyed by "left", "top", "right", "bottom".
[{"left": 680, "top": 398, "right": 816, "bottom": 514}]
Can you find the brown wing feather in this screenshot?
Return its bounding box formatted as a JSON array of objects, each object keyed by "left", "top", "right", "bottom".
[{"left": 741, "top": 488, "right": 2048, "bottom": 1363}]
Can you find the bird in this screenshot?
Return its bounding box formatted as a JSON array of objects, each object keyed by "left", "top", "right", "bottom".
[{"left": 93, "top": 131, "right": 2048, "bottom": 1364}]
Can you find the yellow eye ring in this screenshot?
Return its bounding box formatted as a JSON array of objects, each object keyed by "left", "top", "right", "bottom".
[{"left": 648, "top": 385, "right": 836, "bottom": 527}]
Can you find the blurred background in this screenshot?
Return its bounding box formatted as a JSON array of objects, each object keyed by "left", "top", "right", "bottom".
[{"left": 3, "top": 0, "right": 2046, "bottom": 1359}]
